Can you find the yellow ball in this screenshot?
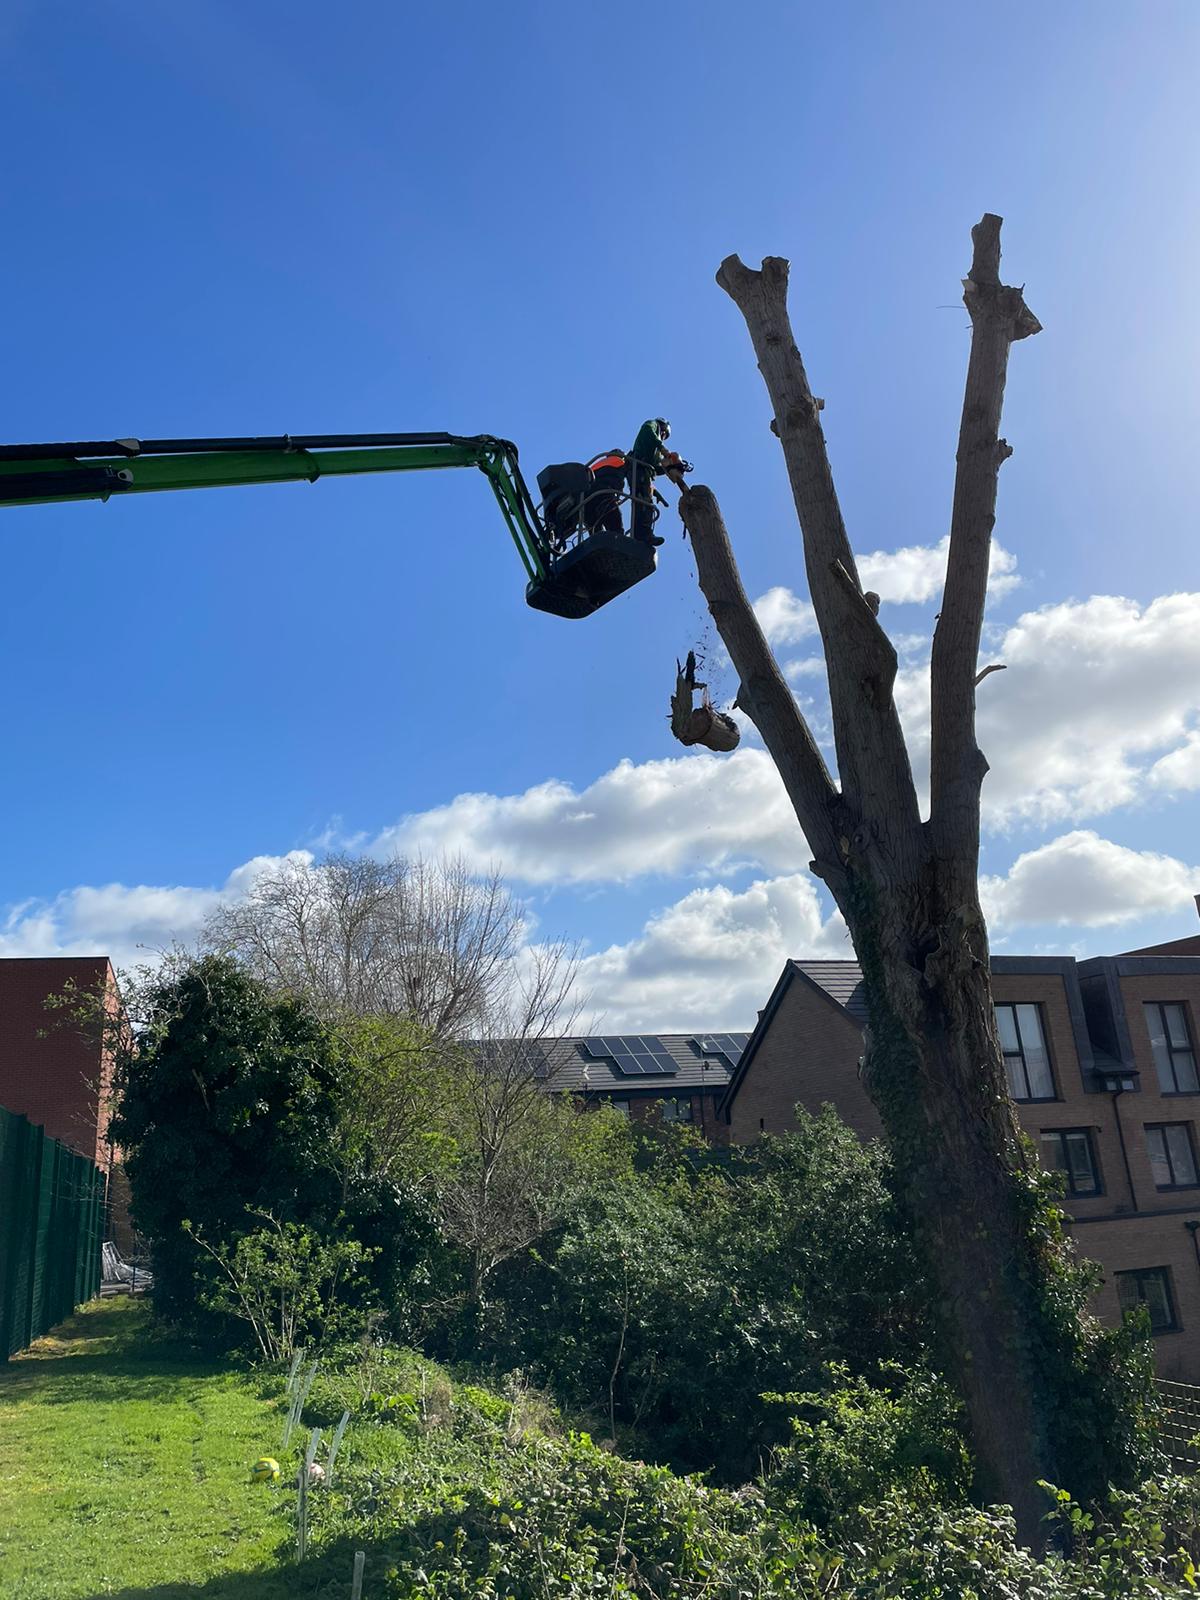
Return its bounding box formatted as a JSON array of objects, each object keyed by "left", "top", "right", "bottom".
[{"left": 251, "top": 1457, "right": 280, "bottom": 1483}]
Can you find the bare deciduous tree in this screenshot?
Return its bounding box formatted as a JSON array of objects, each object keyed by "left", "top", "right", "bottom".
[
  {"left": 435, "top": 936, "right": 601, "bottom": 1304},
  {"left": 204, "top": 853, "right": 524, "bottom": 1037},
  {"left": 678, "top": 216, "right": 1141, "bottom": 1537}
]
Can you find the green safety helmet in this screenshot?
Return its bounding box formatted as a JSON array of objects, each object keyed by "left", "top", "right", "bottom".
[{"left": 655, "top": 418, "right": 671, "bottom": 439}]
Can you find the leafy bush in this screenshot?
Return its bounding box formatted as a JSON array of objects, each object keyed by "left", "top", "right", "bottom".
[
  {"left": 762, "top": 1364, "right": 971, "bottom": 1527},
  {"left": 186, "top": 1212, "right": 375, "bottom": 1361},
  {"left": 304, "top": 1402, "right": 1200, "bottom": 1599},
  {"left": 220, "top": 1319, "right": 1187, "bottom": 1600},
  {"left": 484, "top": 1110, "right": 929, "bottom": 1479}
]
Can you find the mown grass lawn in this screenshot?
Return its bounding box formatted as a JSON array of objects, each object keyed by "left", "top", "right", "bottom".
[{"left": 0, "top": 1298, "right": 340, "bottom": 1600}]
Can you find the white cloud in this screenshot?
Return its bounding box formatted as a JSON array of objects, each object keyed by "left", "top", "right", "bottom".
[
  {"left": 373, "top": 592, "right": 1200, "bottom": 882},
  {"left": 981, "top": 831, "right": 1200, "bottom": 928},
  {"left": 0, "top": 853, "right": 311, "bottom": 967},
  {"left": 8, "top": 585, "right": 1200, "bottom": 1022},
  {"left": 971, "top": 593, "right": 1200, "bottom": 823},
  {"left": 885, "top": 593, "right": 1200, "bottom": 825},
  {"left": 753, "top": 585, "right": 816, "bottom": 645},
  {"left": 754, "top": 538, "right": 1019, "bottom": 641},
  {"left": 856, "top": 534, "right": 1021, "bottom": 605},
  {"left": 371, "top": 748, "right": 805, "bottom": 885},
  {"left": 1149, "top": 731, "right": 1200, "bottom": 794},
  {"left": 574, "top": 873, "right": 848, "bottom": 1032},
  {"left": 12, "top": 585, "right": 1184, "bottom": 973},
  {"left": 1, "top": 826, "right": 1192, "bottom": 1036}
]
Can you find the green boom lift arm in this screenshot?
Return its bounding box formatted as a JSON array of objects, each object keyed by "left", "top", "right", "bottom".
[{"left": 0, "top": 429, "right": 658, "bottom": 619}]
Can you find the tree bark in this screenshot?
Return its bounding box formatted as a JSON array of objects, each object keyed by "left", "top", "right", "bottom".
[{"left": 678, "top": 217, "right": 1086, "bottom": 1544}]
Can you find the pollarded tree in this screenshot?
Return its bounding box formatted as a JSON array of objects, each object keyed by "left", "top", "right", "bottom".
[{"left": 678, "top": 217, "right": 1154, "bottom": 1537}]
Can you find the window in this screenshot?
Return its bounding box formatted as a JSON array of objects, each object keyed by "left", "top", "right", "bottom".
[
  {"left": 1144, "top": 1004, "right": 1199, "bottom": 1095},
  {"left": 1117, "top": 1267, "right": 1179, "bottom": 1334},
  {"left": 660, "top": 1098, "right": 694, "bottom": 1124},
  {"left": 609, "top": 1100, "right": 630, "bottom": 1118},
  {"left": 1144, "top": 1123, "right": 1199, "bottom": 1189},
  {"left": 996, "top": 1004, "right": 1055, "bottom": 1101},
  {"left": 1039, "top": 1128, "right": 1101, "bottom": 1195}
]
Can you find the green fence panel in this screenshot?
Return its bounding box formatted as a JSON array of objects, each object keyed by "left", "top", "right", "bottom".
[{"left": 0, "top": 1103, "right": 106, "bottom": 1360}]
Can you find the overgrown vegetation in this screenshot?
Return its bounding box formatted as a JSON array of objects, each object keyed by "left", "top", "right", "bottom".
[
  {"left": 4, "top": 1299, "right": 1195, "bottom": 1600},
  {"left": 50, "top": 868, "right": 1166, "bottom": 1584}
]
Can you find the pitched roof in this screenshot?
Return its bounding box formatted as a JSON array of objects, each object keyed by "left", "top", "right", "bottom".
[
  {"left": 792, "top": 960, "right": 870, "bottom": 1022},
  {"left": 536, "top": 1033, "right": 746, "bottom": 1096}
]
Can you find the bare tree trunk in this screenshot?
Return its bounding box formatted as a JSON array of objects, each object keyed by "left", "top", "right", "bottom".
[{"left": 678, "top": 217, "right": 1088, "bottom": 1543}]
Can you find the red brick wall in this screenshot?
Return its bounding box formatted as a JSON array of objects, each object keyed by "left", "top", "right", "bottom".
[
  {"left": 598, "top": 1089, "right": 727, "bottom": 1142},
  {"left": 0, "top": 956, "right": 115, "bottom": 1167},
  {"left": 727, "top": 977, "right": 879, "bottom": 1144}
]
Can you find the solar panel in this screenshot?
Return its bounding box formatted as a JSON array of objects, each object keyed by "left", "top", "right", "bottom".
[
  {"left": 581, "top": 1034, "right": 679, "bottom": 1075},
  {"left": 691, "top": 1032, "right": 751, "bottom": 1067}
]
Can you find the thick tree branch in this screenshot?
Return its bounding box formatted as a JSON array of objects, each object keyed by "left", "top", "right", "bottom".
[
  {"left": 716, "top": 253, "right": 923, "bottom": 855},
  {"left": 930, "top": 215, "right": 1041, "bottom": 866},
  {"left": 678, "top": 483, "right": 846, "bottom": 886}
]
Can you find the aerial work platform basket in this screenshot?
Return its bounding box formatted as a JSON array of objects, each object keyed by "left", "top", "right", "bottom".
[
  {"left": 526, "top": 458, "right": 658, "bottom": 619},
  {"left": 526, "top": 531, "right": 657, "bottom": 618}
]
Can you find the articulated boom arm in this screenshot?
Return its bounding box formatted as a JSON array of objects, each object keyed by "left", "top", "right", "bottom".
[{"left": 0, "top": 431, "right": 551, "bottom": 582}]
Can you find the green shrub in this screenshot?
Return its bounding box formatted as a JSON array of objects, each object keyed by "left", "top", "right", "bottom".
[
  {"left": 187, "top": 1212, "right": 374, "bottom": 1361},
  {"left": 485, "top": 1110, "right": 928, "bottom": 1479},
  {"left": 762, "top": 1364, "right": 971, "bottom": 1527},
  {"left": 111, "top": 955, "right": 346, "bottom": 1337},
  {"left": 305, "top": 1411, "right": 1200, "bottom": 1599}
]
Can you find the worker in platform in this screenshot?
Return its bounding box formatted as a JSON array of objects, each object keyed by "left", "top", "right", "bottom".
[
  {"left": 586, "top": 449, "right": 628, "bottom": 537},
  {"left": 627, "top": 418, "right": 673, "bottom": 546}
]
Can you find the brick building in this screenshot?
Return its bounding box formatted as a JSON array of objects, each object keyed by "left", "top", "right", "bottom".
[
  {"left": 0, "top": 956, "right": 121, "bottom": 1171},
  {"left": 719, "top": 939, "right": 1200, "bottom": 1381},
  {"left": 538, "top": 1032, "right": 747, "bottom": 1140}
]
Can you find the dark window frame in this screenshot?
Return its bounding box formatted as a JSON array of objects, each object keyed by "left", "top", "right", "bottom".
[
  {"left": 1144, "top": 1121, "right": 1200, "bottom": 1190},
  {"left": 660, "top": 1097, "right": 694, "bottom": 1125},
  {"left": 1039, "top": 1127, "right": 1102, "bottom": 1196},
  {"left": 996, "top": 1002, "right": 1057, "bottom": 1103},
  {"left": 1144, "top": 1002, "right": 1200, "bottom": 1096},
  {"left": 1116, "top": 1266, "right": 1180, "bottom": 1335}
]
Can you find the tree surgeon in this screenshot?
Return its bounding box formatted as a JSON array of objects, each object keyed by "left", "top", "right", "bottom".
[{"left": 628, "top": 417, "right": 674, "bottom": 546}]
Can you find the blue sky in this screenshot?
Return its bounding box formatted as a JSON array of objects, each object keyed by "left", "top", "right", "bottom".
[{"left": 2, "top": 1, "right": 1198, "bottom": 1025}]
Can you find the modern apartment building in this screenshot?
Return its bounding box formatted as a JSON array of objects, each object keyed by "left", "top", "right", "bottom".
[{"left": 719, "top": 934, "right": 1200, "bottom": 1380}]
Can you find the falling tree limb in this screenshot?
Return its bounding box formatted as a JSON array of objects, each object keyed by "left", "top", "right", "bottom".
[
  {"left": 930, "top": 215, "right": 1040, "bottom": 869},
  {"left": 669, "top": 651, "right": 741, "bottom": 753}
]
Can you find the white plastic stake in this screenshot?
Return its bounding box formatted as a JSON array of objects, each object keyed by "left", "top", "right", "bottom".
[
  {"left": 351, "top": 1550, "right": 365, "bottom": 1599},
  {"left": 326, "top": 1408, "right": 350, "bottom": 1486},
  {"left": 297, "top": 1426, "right": 321, "bottom": 1561},
  {"left": 283, "top": 1358, "right": 320, "bottom": 1448},
  {"left": 285, "top": 1348, "right": 304, "bottom": 1394}
]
